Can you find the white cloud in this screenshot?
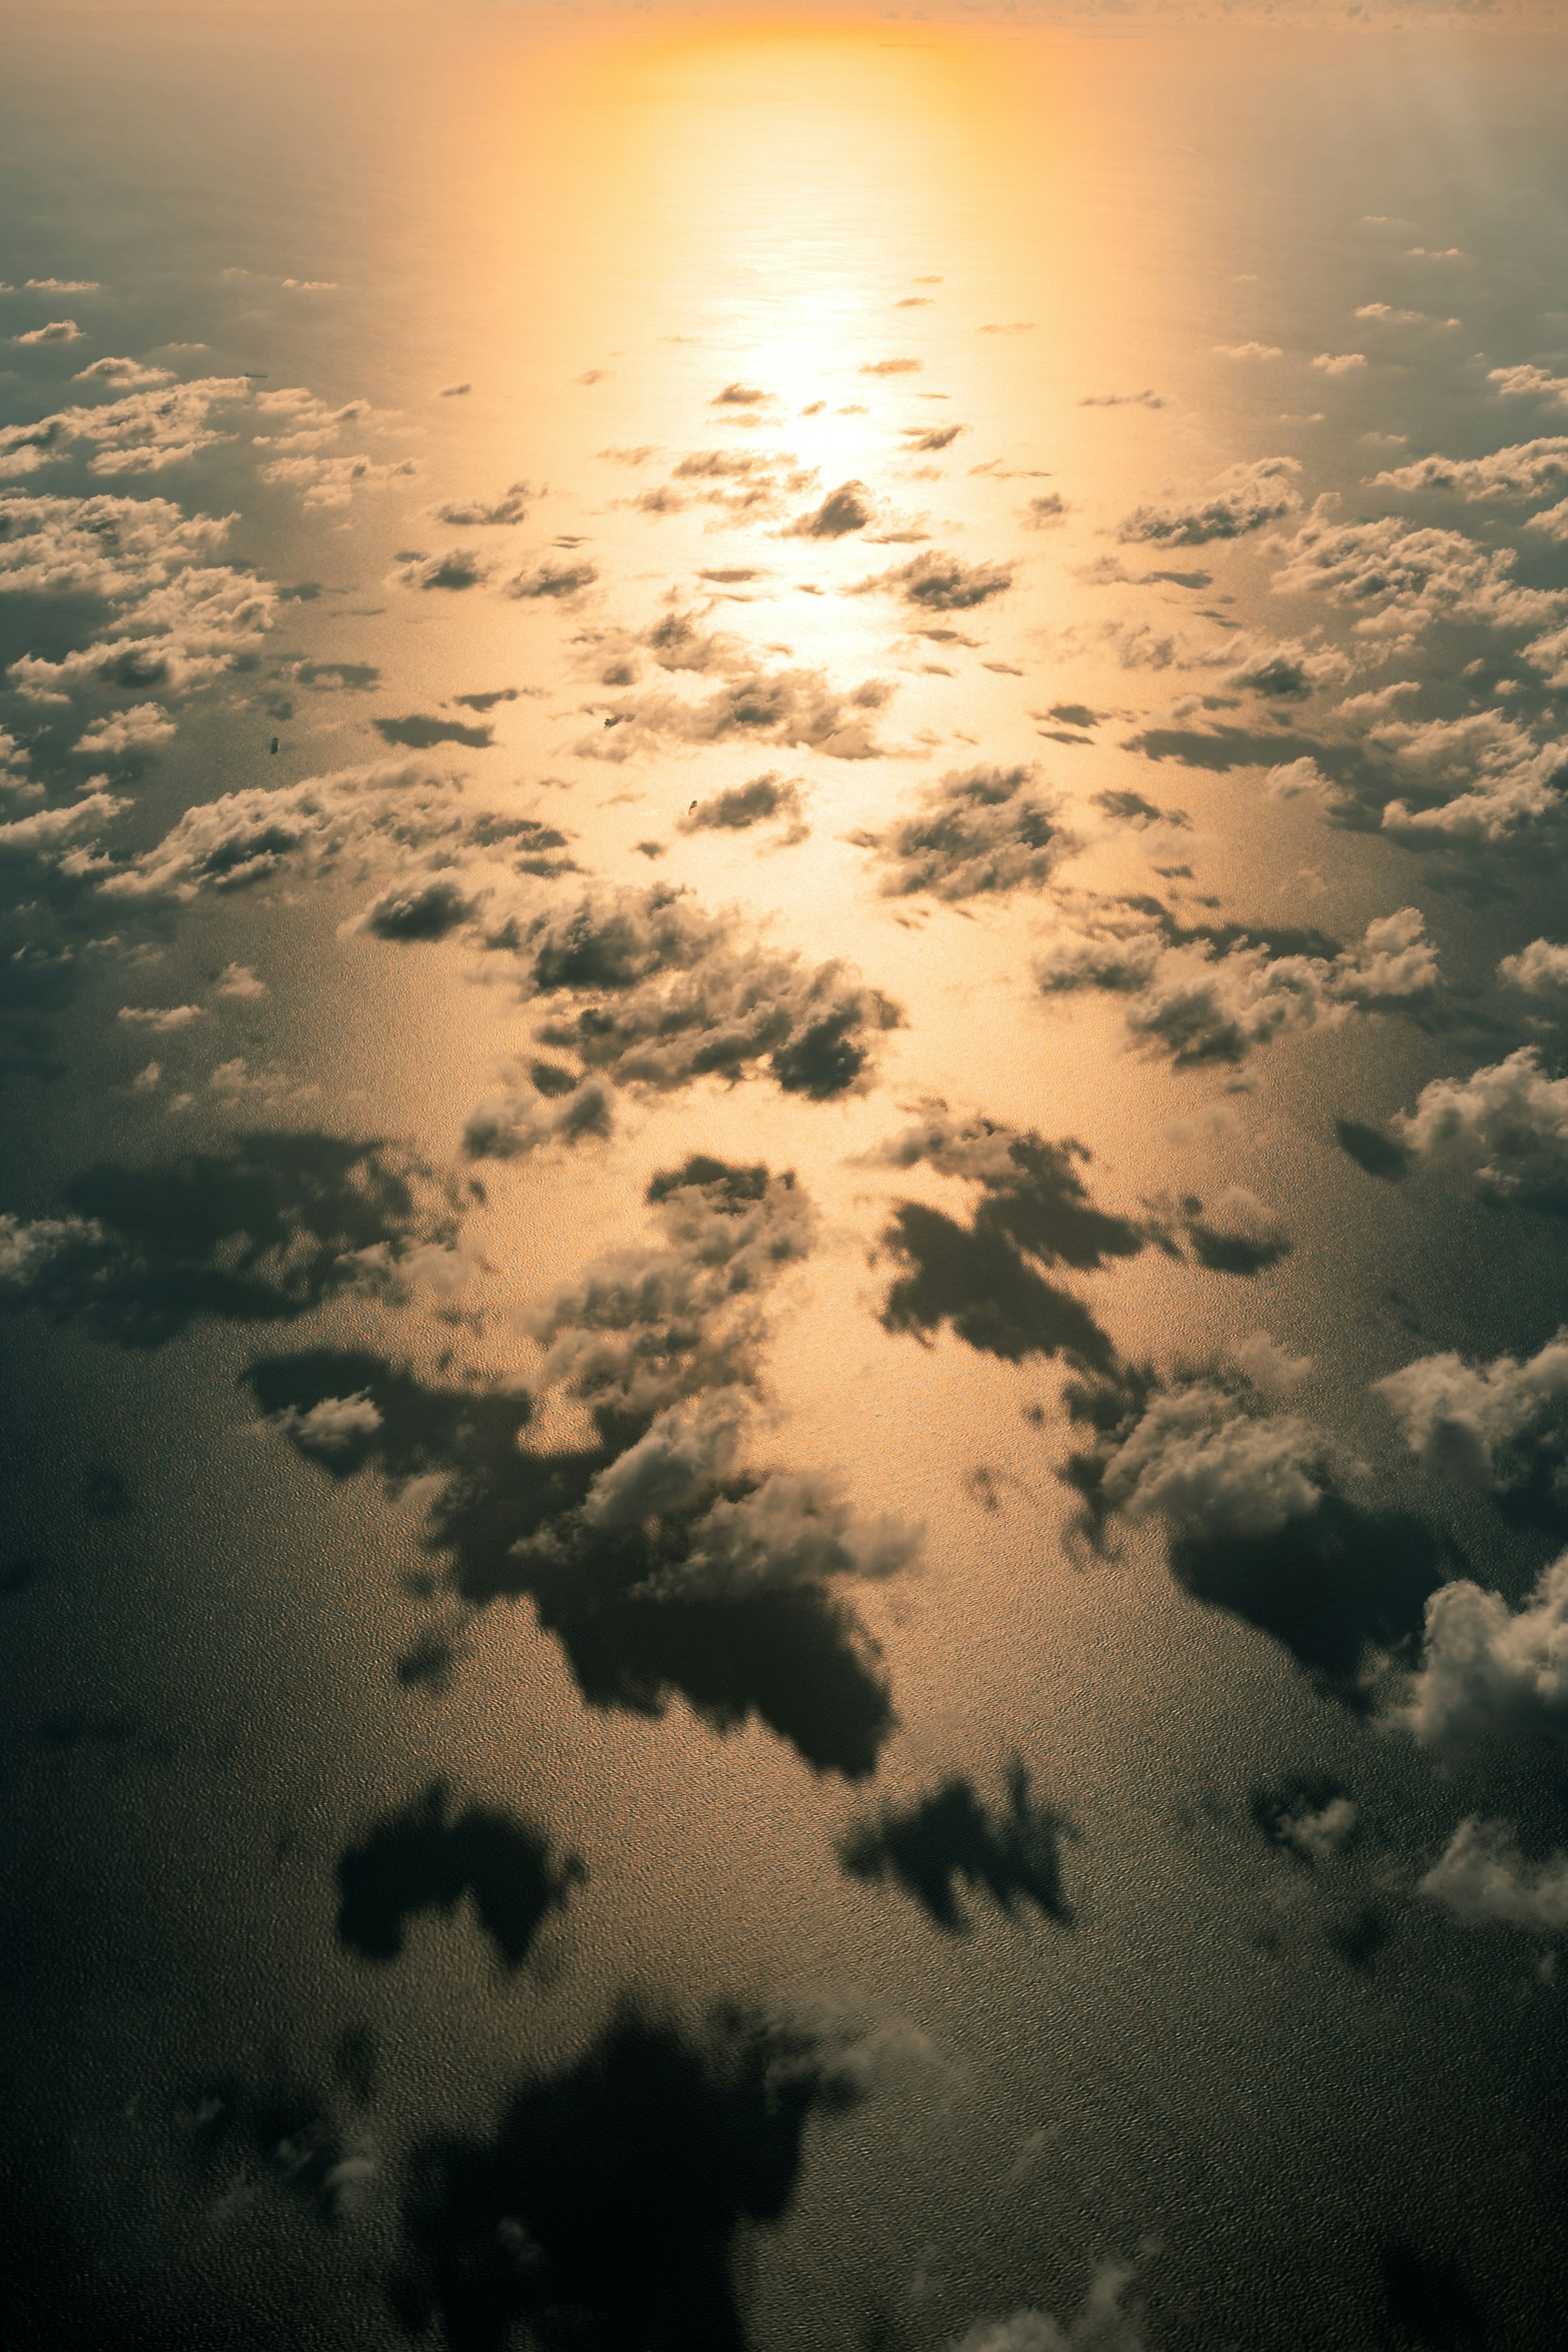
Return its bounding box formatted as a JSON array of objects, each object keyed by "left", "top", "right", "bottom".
[
  {"left": 1373, "top": 436, "right": 1568, "bottom": 501},
  {"left": 1401, "top": 1552, "right": 1568, "bottom": 1753},
  {"left": 14, "top": 318, "right": 82, "bottom": 345},
  {"left": 117, "top": 1003, "right": 203, "bottom": 1029},
  {"left": 1036, "top": 904, "right": 1436, "bottom": 1066},
  {"left": 215, "top": 962, "right": 267, "bottom": 998},
  {"left": 1095, "top": 1378, "right": 1330, "bottom": 1539},
  {"left": 1499, "top": 938, "right": 1568, "bottom": 994},
  {"left": 1117, "top": 455, "right": 1301, "bottom": 546},
  {"left": 1374, "top": 1329, "right": 1568, "bottom": 1488},
  {"left": 1311, "top": 352, "right": 1367, "bottom": 375},
  {"left": 0, "top": 376, "right": 251, "bottom": 477},
  {"left": 73, "top": 702, "right": 175, "bottom": 757},
  {"left": 1273, "top": 505, "right": 1566, "bottom": 648},
  {"left": 1396, "top": 1048, "right": 1568, "bottom": 1201},
  {"left": 1422, "top": 1817, "right": 1568, "bottom": 1935}
]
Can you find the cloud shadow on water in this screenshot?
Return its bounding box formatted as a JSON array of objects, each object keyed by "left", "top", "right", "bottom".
[
  {"left": 839, "top": 1760, "right": 1075, "bottom": 1933},
  {"left": 243, "top": 1348, "right": 896, "bottom": 1778},
  {"left": 7, "top": 1132, "right": 462, "bottom": 1346},
  {"left": 392, "top": 2003, "right": 863, "bottom": 2352},
  {"left": 1167, "top": 1497, "right": 1451, "bottom": 1706},
  {"left": 336, "top": 1780, "right": 586, "bottom": 1968},
  {"left": 878, "top": 1138, "right": 1151, "bottom": 1371}
]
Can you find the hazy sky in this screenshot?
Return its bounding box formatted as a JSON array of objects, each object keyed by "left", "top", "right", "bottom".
[{"left": 4, "top": 6, "right": 1568, "bottom": 2350}]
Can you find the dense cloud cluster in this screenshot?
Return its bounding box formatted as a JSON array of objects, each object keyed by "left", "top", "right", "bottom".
[
  {"left": 579, "top": 657, "right": 896, "bottom": 762},
  {"left": 855, "top": 762, "right": 1077, "bottom": 900},
  {"left": 1037, "top": 901, "right": 1438, "bottom": 1064},
  {"left": 0, "top": 375, "right": 251, "bottom": 478},
  {"left": 97, "top": 757, "right": 546, "bottom": 900},
  {"left": 1, "top": 488, "right": 277, "bottom": 715},
  {"left": 1065, "top": 1361, "right": 1331, "bottom": 1542},
  {"left": 477, "top": 881, "right": 904, "bottom": 1105},
  {"left": 1272, "top": 507, "right": 1567, "bottom": 648}
]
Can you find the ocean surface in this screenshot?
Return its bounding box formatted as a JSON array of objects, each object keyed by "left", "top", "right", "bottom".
[{"left": 4, "top": 7, "right": 1568, "bottom": 2347}]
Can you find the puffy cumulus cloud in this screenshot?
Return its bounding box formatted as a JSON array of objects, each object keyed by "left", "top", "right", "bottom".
[
  {"left": 492, "top": 883, "right": 904, "bottom": 1102},
  {"left": 117, "top": 1001, "right": 203, "bottom": 1030},
  {"left": 677, "top": 770, "right": 808, "bottom": 840},
  {"left": 646, "top": 1468, "right": 919, "bottom": 1598},
  {"left": 783, "top": 479, "right": 875, "bottom": 538},
  {"left": 1396, "top": 1048, "right": 1568, "bottom": 1205},
  {"left": 637, "top": 447, "right": 819, "bottom": 525},
  {"left": 1087, "top": 1373, "right": 1330, "bottom": 1541},
  {"left": 13, "top": 318, "right": 82, "bottom": 345},
  {"left": 282, "top": 1389, "right": 385, "bottom": 1461},
  {"left": 0, "top": 375, "right": 251, "bottom": 478},
  {"left": 949, "top": 2263, "right": 1146, "bottom": 2352},
  {"left": 1367, "top": 708, "right": 1568, "bottom": 845},
  {"left": 389, "top": 545, "right": 494, "bottom": 592},
  {"left": 1272, "top": 506, "right": 1567, "bottom": 648},
  {"left": 1420, "top": 1818, "right": 1568, "bottom": 1936},
  {"left": 73, "top": 357, "right": 174, "bottom": 390},
  {"left": 1526, "top": 499, "right": 1568, "bottom": 543},
  {"left": 95, "top": 757, "right": 545, "bottom": 901},
  {"left": 903, "top": 422, "right": 966, "bottom": 453},
  {"left": 1116, "top": 456, "right": 1301, "bottom": 546},
  {"left": 461, "top": 1071, "right": 613, "bottom": 1160},
  {"left": 0, "top": 488, "right": 236, "bottom": 604},
  {"left": 1023, "top": 491, "right": 1069, "bottom": 528},
  {"left": 504, "top": 558, "right": 599, "bottom": 600},
  {"left": 1311, "top": 351, "right": 1367, "bottom": 375},
  {"left": 72, "top": 701, "right": 175, "bottom": 757},
  {"left": 250, "top": 386, "right": 381, "bottom": 452},
  {"left": 1376, "top": 1330, "right": 1568, "bottom": 1492},
  {"left": 1500, "top": 937, "right": 1568, "bottom": 994},
  {"left": 507, "top": 1157, "right": 921, "bottom": 1608},
  {"left": 851, "top": 548, "right": 1013, "bottom": 611},
  {"left": 216, "top": 961, "right": 266, "bottom": 998},
  {"left": 1214, "top": 341, "right": 1281, "bottom": 360},
  {"left": 0, "top": 1210, "right": 105, "bottom": 1285},
  {"left": 1520, "top": 620, "right": 1568, "bottom": 692},
  {"left": 260, "top": 451, "right": 420, "bottom": 509},
  {"left": 1221, "top": 636, "right": 1350, "bottom": 700},
  {"left": 0, "top": 788, "right": 127, "bottom": 863},
  {"left": 1036, "top": 902, "right": 1438, "bottom": 1066},
  {"left": 1488, "top": 363, "right": 1568, "bottom": 409},
  {"left": 853, "top": 763, "right": 1077, "bottom": 901},
  {"left": 434, "top": 480, "right": 530, "bottom": 526},
  {"left": 1373, "top": 436, "right": 1568, "bottom": 502},
  {"left": 1400, "top": 1553, "right": 1568, "bottom": 1754},
  {"left": 578, "top": 661, "right": 896, "bottom": 764},
  {"left": 0, "top": 493, "right": 278, "bottom": 705}
]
